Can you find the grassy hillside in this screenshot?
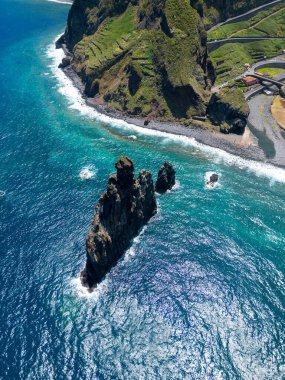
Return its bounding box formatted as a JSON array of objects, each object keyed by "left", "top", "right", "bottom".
[
  {"left": 64, "top": 0, "right": 212, "bottom": 121},
  {"left": 190, "top": 0, "right": 270, "bottom": 29},
  {"left": 208, "top": 3, "right": 285, "bottom": 40},
  {"left": 210, "top": 40, "right": 285, "bottom": 84}
]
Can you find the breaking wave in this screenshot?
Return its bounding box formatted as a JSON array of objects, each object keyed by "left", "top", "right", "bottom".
[
  {"left": 204, "top": 171, "right": 221, "bottom": 190},
  {"left": 79, "top": 165, "right": 96, "bottom": 180},
  {"left": 47, "top": 36, "right": 285, "bottom": 184}
]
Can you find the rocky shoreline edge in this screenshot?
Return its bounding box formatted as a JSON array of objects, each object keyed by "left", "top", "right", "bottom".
[{"left": 58, "top": 44, "right": 272, "bottom": 165}]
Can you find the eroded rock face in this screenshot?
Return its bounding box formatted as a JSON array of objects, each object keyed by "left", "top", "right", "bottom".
[
  {"left": 81, "top": 156, "right": 157, "bottom": 289},
  {"left": 155, "top": 162, "right": 176, "bottom": 193},
  {"left": 58, "top": 56, "right": 71, "bottom": 69},
  {"left": 207, "top": 88, "right": 250, "bottom": 135}
]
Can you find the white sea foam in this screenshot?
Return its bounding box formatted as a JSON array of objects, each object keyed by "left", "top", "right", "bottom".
[
  {"left": 124, "top": 226, "right": 148, "bottom": 261},
  {"left": 127, "top": 135, "right": 137, "bottom": 141},
  {"left": 204, "top": 172, "right": 221, "bottom": 190},
  {"left": 47, "top": 0, "right": 72, "bottom": 5},
  {"left": 170, "top": 180, "right": 181, "bottom": 192},
  {"left": 70, "top": 277, "right": 108, "bottom": 300},
  {"left": 124, "top": 202, "right": 161, "bottom": 261},
  {"left": 47, "top": 36, "right": 285, "bottom": 184},
  {"left": 79, "top": 165, "right": 96, "bottom": 180}
]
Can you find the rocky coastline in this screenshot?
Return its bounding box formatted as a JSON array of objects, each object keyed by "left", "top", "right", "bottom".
[{"left": 60, "top": 61, "right": 269, "bottom": 164}]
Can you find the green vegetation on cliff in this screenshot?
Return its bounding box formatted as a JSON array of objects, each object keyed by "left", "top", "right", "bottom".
[
  {"left": 207, "top": 87, "right": 250, "bottom": 133},
  {"left": 210, "top": 40, "right": 284, "bottom": 84},
  {"left": 61, "top": 0, "right": 275, "bottom": 130},
  {"left": 63, "top": 0, "right": 211, "bottom": 121},
  {"left": 208, "top": 3, "right": 285, "bottom": 40},
  {"left": 190, "top": 0, "right": 271, "bottom": 29}
]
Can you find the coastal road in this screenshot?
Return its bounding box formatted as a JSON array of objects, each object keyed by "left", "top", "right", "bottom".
[
  {"left": 208, "top": 0, "right": 284, "bottom": 33},
  {"left": 211, "top": 55, "right": 285, "bottom": 93},
  {"left": 207, "top": 37, "right": 285, "bottom": 52},
  {"left": 210, "top": 54, "right": 285, "bottom": 165},
  {"left": 245, "top": 70, "right": 285, "bottom": 100},
  {"left": 245, "top": 64, "right": 285, "bottom": 166},
  {"left": 229, "top": 4, "right": 285, "bottom": 38}
]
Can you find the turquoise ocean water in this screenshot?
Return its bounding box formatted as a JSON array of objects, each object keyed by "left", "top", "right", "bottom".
[{"left": 0, "top": 1, "right": 285, "bottom": 378}]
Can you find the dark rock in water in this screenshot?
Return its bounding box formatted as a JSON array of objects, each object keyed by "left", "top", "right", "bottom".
[
  {"left": 59, "top": 56, "right": 71, "bottom": 69},
  {"left": 207, "top": 173, "right": 219, "bottom": 187},
  {"left": 155, "top": 162, "right": 176, "bottom": 194},
  {"left": 81, "top": 156, "right": 157, "bottom": 289},
  {"left": 210, "top": 173, "right": 218, "bottom": 183}
]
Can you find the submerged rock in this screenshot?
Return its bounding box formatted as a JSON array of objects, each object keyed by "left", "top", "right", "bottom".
[
  {"left": 155, "top": 162, "right": 176, "bottom": 194},
  {"left": 81, "top": 156, "right": 157, "bottom": 289}
]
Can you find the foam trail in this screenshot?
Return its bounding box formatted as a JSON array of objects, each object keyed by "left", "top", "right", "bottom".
[
  {"left": 47, "top": 36, "right": 285, "bottom": 184},
  {"left": 47, "top": 0, "right": 72, "bottom": 4},
  {"left": 79, "top": 165, "right": 96, "bottom": 180},
  {"left": 70, "top": 277, "right": 109, "bottom": 300},
  {"left": 204, "top": 172, "right": 221, "bottom": 190},
  {"left": 124, "top": 226, "right": 148, "bottom": 261}
]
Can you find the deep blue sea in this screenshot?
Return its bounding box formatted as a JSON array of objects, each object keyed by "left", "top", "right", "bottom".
[{"left": 1, "top": 1, "right": 285, "bottom": 379}]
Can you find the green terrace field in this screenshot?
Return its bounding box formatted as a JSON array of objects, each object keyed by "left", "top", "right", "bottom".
[
  {"left": 208, "top": 3, "right": 285, "bottom": 41},
  {"left": 73, "top": 5, "right": 138, "bottom": 77},
  {"left": 209, "top": 40, "right": 285, "bottom": 84},
  {"left": 257, "top": 67, "right": 285, "bottom": 77}
]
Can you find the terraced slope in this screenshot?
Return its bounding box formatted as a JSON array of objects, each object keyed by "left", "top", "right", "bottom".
[
  {"left": 210, "top": 40, "right": 284, "bottom": 84},
  {"left": 191, "top": 0, "right": 270, "bottom": 29},
  {"left": 208, "top": 3, "right": 285, "bottom": 40},
  {"left": 62, "top": 0, "right": 213, "bottom": 121}
]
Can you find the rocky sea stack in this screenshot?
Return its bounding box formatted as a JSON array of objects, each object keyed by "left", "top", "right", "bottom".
[
  {"left": 81, "top": 156, "right": 157, "bottom": 289},
  {"left": 155, "top": 161, "right": 176, "bottom": 193}
]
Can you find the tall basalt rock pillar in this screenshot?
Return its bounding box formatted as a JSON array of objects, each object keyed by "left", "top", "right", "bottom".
[
  {"left": 155, "top": 162, "right": 176, "bottom": 194},
  {"left": 81, "top": 156, "right": 157, "bottom": 289}
]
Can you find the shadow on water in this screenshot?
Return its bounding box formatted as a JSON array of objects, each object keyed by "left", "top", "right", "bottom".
[{"left": 247, "top": 121, "right": 276, "bottom": 159}]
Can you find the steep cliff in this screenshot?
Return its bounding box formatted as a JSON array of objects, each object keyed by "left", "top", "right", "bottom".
[
  {"left": 207, "top": 87, "right": 250, "bottom": 134},
  {"left": 81, "top": 156, "right": 157, "bottom": 288},
  {"left": 61, "top": 0, "right": 213, "bottom": 121}
]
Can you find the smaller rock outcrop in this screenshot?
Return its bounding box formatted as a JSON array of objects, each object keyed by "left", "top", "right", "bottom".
[
  {"left": 58, "top": 56, "right": 71, "bottom": 69},
  {"left": 81, "top": 156, "right": 157, "bottom": 289},
  {"left": 207, "top": 173, "right": 219, "bottom": 187},
  {"left": 209, "top": 173, "right": 218, "bottom": 183},
  {"left": 155, "top": 162, "right": 176, "bottom": 194}
]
